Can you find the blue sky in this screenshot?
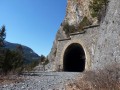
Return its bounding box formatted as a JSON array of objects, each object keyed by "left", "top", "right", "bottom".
[{"left": 0, "top": 0, "right": 67, "bottom": 56}]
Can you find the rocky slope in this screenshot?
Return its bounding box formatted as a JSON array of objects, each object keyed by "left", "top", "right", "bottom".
[{"left": 4, "top": 41, "right": 40, "bottom": 63}]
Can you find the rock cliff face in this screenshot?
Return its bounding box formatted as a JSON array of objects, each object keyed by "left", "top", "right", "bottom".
[
  {"left": 94, "top": 0, "right": 120, "bottom": 69},
  {"left": 65, "top": 0, "right": 91, "bottom": 25},
  {"left": 48, "top": 0, "right": 120, "bottom": 71}
]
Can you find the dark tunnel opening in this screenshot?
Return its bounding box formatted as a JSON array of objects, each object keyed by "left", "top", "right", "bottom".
[{"left": 63, "top": 43, "right": 85, "bottom": 72}]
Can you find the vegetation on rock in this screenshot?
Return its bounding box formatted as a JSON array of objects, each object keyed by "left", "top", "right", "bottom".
[
  {"left": 63, "top": 17, "right": 91, "bottom": 36},
  {"left": 77, "top": 17, "right": 92, "bottom": 32},
  {"left": 89, "top": 0, "right": 108, "bottom": 19},
  {"left": 63, "top": 23, "right": 76, "bottom": 37}
]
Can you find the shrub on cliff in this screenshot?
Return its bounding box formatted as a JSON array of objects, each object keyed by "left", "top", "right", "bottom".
[
  {"left": 63, "top": 17, "right": 91, "bottom": 36},
  {"left": 63, "top": 23, "right": 76, "bottom": 37},
  {"left": 77, "top": 17, "right": 91, "bottom": 32},
  {"left": 89, "top": 0, "right": 108, "bottom": 19}
]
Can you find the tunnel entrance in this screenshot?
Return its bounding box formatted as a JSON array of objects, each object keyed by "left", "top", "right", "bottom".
[{"left": 63, "top": 43, "right": 85, "bottom": 72}]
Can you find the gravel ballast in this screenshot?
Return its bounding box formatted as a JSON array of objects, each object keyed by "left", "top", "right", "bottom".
[{"left": 0, "top": 72, "right": 81, "bottom": 90}]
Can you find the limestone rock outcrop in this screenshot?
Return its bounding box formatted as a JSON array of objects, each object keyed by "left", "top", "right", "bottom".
[{"left": 65, "top": 0, "right": 91, "bottom": 25}]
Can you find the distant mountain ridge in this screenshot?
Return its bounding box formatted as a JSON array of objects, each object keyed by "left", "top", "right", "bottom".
[{"left": 4, "top": 41, "right": 40, "bottom": 64}]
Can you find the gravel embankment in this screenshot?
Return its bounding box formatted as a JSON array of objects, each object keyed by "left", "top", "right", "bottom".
[{"left": 0, "top": 72, "right": 81, "bottom": 90}]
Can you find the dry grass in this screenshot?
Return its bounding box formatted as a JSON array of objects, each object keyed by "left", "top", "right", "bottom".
[
  {"left": 0, "top": 74, "right": 23, "bottom": 85},
  {"left": 67, "top": 63, "right": 120, "bottom": 90}
]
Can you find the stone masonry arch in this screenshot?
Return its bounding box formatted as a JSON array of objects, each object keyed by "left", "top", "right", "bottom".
[
  {"left": 59, "top": 39, "right": 91, "bottom": 71},
  {"left": 63, "top": 43, "right": 85, "bottom": 72}
]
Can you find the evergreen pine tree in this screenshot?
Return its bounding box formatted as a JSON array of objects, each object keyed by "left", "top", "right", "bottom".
[{"left": 0, "top": 25, "right": 6, "bottom": 47}]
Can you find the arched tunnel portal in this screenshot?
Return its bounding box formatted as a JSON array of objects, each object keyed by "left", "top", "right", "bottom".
[{"left": 63, "top": 43, "right": 86, "bottom": 72}]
